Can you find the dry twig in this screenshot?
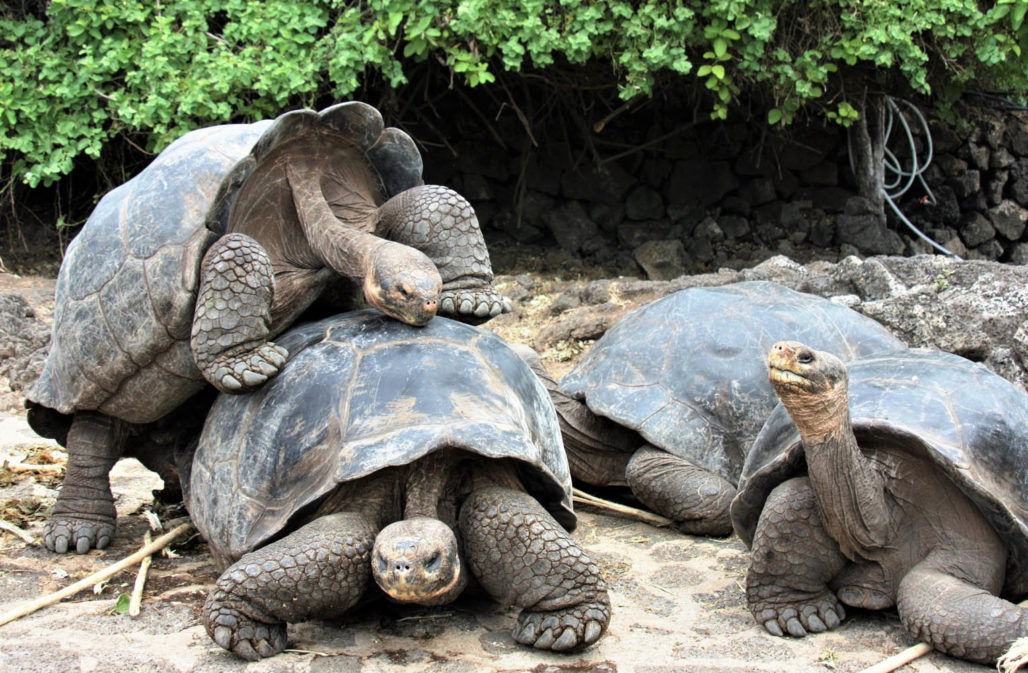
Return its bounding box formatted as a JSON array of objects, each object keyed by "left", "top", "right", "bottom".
[
  {"left": 0, "top": 519, "right": 34, "bottom": 544},
  {"left": 0, "top": 522, "right": 191, "bottom": 627},
  {"left": 128, "top": 530, "right": 153, "bottom": 617},
  {"left": 572, "top": 488, "right": 672, "bottom": 527}
]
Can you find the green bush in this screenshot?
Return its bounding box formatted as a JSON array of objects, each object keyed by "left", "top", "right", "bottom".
[{"left": 2, "top": 0, "right": 1027, "bottom": 190}]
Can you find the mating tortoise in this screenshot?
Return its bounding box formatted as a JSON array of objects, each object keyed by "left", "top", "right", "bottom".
[
  {"left": 731, "top": 343, "right": 1028, "bottom": 665},
  {"left": 27, "top": 101, "right": 510, "bottom": 554},
  {"left": 541, "top": 281, "right": 904, "bottom": 535},
  {"left": 185, "top": 310, "right": 610, "bottom": 660}
]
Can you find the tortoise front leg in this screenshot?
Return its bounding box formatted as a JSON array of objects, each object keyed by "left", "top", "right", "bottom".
[
  {"left": 897, "top": 549, "right": 1028, "bottom": 664},
  {"left": 204, "top": 512, "right": 377, "bottom": 661},
  {"left": 45, "top": 411, "right": 125, "bottom": 553},
  {"left": 191, "top": 233, "right": 288, "bottom": 393},
  {"left": 625, "top": 445, "right": 736, "bottom": 536},
  {"left": 746, "top": 476, "right": 849, "bottom": 637},
  {"left": 377, "top": 185, "right": 511, "bottom": 322},
  {"left": 459, "top": 486, "right": 610, "bottom": 651}
]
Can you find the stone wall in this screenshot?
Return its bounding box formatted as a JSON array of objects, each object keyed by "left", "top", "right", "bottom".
[{"left": 421, "top": 101, "right": 1028, "bottom": 277}]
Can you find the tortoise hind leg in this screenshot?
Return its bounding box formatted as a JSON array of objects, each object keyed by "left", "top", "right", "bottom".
[
  {"left": 459, "top": 486, "right": 610, "bottom": 651},
  {"left": 377, "top": 185, "right": 511, "bottom": 323},
  {"left": 625, "top": 445, "right": 736, "bottom": 536},
  {"left": 746, "top": 477, "right": 848, "bottom": 637},
  {"left": 897, "top": 548, "right": 1027, "bottom": 663},
  {"left": 191, "top": 233, "right": 288, "bottom": 393},
  {"left": 204, "top": 511, "right": 377, "bottom": 660},
  {"left": 46, "top": 411, "right": 126, "bottom": 554}
]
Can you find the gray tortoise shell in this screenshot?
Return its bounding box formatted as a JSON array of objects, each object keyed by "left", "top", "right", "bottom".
[
  {"left": 559, "top": 281, "right": 905, "bottom": 483},
  {"left": 188, "top": 310, "right": 574, "bottom": 565},
  {"left": 28, "top": 102, "right": 422, "bottom": 425},
  {"left": 731, "top": 348, "right": 1028, "bottom": 598}
]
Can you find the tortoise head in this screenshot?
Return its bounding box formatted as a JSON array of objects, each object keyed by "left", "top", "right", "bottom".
[
  {"left": 363, "top": 242, "right": 441, "bottom": 326},
  {"left": 767, "top": 341, "right": 849, "bottom": 437},
  {"left": 372, "top": 517, "right": 463, "bottom": 605}
]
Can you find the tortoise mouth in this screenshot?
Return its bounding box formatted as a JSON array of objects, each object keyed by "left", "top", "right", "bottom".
[
  {"left": 376, "top": 559, "right": 462, "bottom": 604},
  {"left": 768, "top": 365, "right": 815, "bottom": 392}
]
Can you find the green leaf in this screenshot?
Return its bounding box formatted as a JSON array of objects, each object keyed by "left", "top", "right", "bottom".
[
  {"left": 713, "top": 37, "right": 727, "bottom": 58},
  {"left": 711, "top": 64, "right": 725, "bottom": 80},
  {"left": 113, "top": 593, "right": 131, "bottom": 614},
  {"left": 1013, "top": 4, "right": 1027, "bottom": 30},
  {"left": 767, "top": 108, "right": 783, "bottom": 124}
]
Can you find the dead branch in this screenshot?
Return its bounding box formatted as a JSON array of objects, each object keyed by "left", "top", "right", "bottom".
[
  {"left": 128, "top": 530, "right": 153, "bottom": 617},
  {"left": 0, "top": 522, "right": 191, "bottom": 627},
  {"left": 572, "top": 488, "right": 672, "bottom": 527},
  {"left": 0, "top": 519, "right": 34, "bottom": 544}
]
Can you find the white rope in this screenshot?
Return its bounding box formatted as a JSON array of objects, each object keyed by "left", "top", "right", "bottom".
[{"left": 848, "top": 96, "right": 962, "bottom": 259}]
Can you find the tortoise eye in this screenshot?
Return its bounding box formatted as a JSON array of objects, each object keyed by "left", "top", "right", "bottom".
[{"left": 797, "top": 352, "right": 814, "bottom": 364}]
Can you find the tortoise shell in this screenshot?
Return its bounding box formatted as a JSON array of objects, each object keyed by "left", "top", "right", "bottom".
[
  {"left": 27, "top": 102, "right": 423, "bottom": 426},
  {"left": 559, "top": 281, "right": 905, "bottom": 483},
  {"left": 187, "top": 310, "right": 574, "bottom": 566}
]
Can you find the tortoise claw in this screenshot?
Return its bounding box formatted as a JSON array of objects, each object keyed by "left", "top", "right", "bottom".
[
  {"left": 513, "top": 602, "right": 609, "bottom": 652},
  {"left": 44, "top": 515, "right": 115, "bottom": 554},
  {"left": 206, "top": 342, "right": 289, "bottom": 394},
  {"left": 208, "top": 604, "right": 287, "bottom": 661},
  {"left": 439, "top": 289, "right": 512, "bottom": 324},
  {"left": 752, "top": 592, "right": 845, "bottom": 638}
]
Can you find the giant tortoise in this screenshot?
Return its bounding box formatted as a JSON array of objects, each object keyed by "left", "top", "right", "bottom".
[
  {"left": 27, "top": 101, "right": 510, "bottom": 553},
  {"left": 537, "top": 281, "right": 904, "bottom": 535},
  {"left": 185, "top": 310, "right": 610, "bottom": 660},
  {"left": 731, "top": 343, "right": 1028, "bottom": 665}
]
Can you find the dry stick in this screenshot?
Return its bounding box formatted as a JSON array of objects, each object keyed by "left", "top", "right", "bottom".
[
  {"left": 857, "top": 598, "right": 1028, "bottom": 673},
  {"left": 856, "top": 643, "right": 931, "bottom": 673},
  {"left": 0, "top": 519, "right": 34, "bottom": 544},
  {"left": 128, "top": 530, "right": 153, "bottom": 618},
  {"left": 572, "top": 487, "right": 672, "bottom": 527},
  {"left": 0, "top": 522, "right": 191, "bottom": 627}
]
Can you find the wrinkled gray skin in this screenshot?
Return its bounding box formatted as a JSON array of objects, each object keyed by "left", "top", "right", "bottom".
[
  {"left": 185, "top": 311, "right": 610, "bottom": 660},
  {"left": 26, "top": 101, "right": 511, "bottom": 554},
  {"left": 732, "top": 343, "right": 1028, "bottom": 665},
  {"left": 535, "top": 281, "right": 904, "bottom": 536}
]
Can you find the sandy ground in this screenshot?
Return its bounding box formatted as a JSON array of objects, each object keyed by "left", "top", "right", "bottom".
[{"left": 0, "top": 408, "right": 987, "bottom": 673}]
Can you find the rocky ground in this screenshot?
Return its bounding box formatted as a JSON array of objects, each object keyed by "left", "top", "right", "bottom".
[{"left": 1, "top": 248, "right": 1025, "bottom": 672}]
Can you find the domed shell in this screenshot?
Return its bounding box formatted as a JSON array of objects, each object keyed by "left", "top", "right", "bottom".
[
  {"left": 731, "top": 348, "right": 1028, "bottom": 597},
  {"left": 28, "top": 102, "right": 424, "bottom": 427},
  {"left": 559, "top": 281, "right": 905, "bottom": 482},
  {"left": 188, "top": 310, "right": 573, "bottom": 565},
  {"left": 27, "top": 121, "right": 272, "bottom": 424}
]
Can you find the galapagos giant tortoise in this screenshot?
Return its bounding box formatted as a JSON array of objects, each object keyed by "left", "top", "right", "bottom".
[
  {"left": 534, "top": 281, "right": 904, "bottom": 535},
  {"left": 184, "top": 310, "right": 610, "bottom": 660},
  {"left": 26, "top": 101, "right": 510, "bottom": 554},
  {"left": 731, "top": 343, "right": 1028, "bottom": 665}
]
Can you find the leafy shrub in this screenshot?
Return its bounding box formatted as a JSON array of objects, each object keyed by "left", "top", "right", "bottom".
[{"left": 2, "top": 0, "right": 1026, "bottom": 191}]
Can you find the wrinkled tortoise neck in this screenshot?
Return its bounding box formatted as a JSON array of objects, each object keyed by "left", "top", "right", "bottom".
[
  {"left": 803, "top": 410, "right": 893, "bottom": 561},
  {"left": 285, "top": 163, "right": 380, "bottom": 280}
]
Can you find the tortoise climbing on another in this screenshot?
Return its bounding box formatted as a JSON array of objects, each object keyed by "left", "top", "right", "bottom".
[
  {"left": 184, "top": 310, "right": 610, "bottom": 660},
  {"left": 27, "top": 101, "right": 511, "bottom": 554},
  {"left": 532, "top": 281, "right": 904, "bottom": 535},
  {"left": 731, "top": 343, "right": 1028, "bottom": 665}
]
